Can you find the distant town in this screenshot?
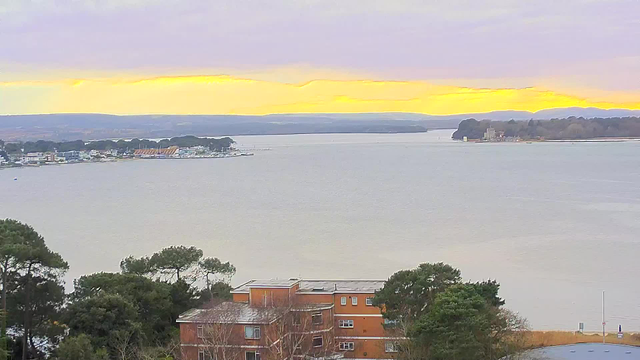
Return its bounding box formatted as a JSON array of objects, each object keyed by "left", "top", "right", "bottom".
[{"left": 0, "top": 135, "right": 253, "bottom": 169}]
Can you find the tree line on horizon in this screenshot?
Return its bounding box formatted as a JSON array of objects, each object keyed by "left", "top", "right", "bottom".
[
  {"left": 0, "top": 219, "right": 529, "bottom": 360},
  {"left": 0, "top": 136, "right": 235, "bottom": 155},
  {"left": 452, "top": 116, "right": 640, "bottom": 140}
]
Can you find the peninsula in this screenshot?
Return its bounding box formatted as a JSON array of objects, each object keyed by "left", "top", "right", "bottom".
[
  {"left": 0, "top": 135, "right": 251, "bottom": 168},
  {"left": 452, "top": 116, "right": 640, "bottom": 141}
]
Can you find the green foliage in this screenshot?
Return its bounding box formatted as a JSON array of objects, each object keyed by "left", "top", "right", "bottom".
[
  {"left": 148, "top": 246, "right": 203, "bottom": 281},
  {"left": 0, "top": 219, "right": 68, "bottom": 360},
  {"left": 2, "top": 136, "right": 235, "bottom": 154},
  {"left": 452, "top": 116, "right": 640, "bottom": 140},
  {"left": 71, "top": 272, "right": 176, "bottom": 344},
  {"left": 119, "top": 256, "right": 153, "bottom": 276},
  {"left": 56, "top": 334, "right": 97, "bottom": 360},
  {"left": 199, "top": 258, "right": 236, "bottom": 279},
  {"left": 412, "top": 284, "right": 493, "bottom": 360},
  {"left": 411, "top": 283, "right": 527, "bottom": 360},
  {"left": 470, "top": 280, "right": 505, "bottom": 307},
  {"left": 373, "top": 262, "right": 461, "bottom": 321},
  {"left": 7, "top": 275, "right": 66, "bottom": 354},
  {"left": 2, "top": 143, "right": 21, "bottom": 154},
  {"left": 64, "top": 293, "right": 140, "bottom": 351},
  {"left": 376, "top": 263, "right": 528, "bottom": 360},
  {"left": 198, "top": 281, "right": 233, "bottom": 303},
  {"left": 199, "top": 257, "right": 236, "bottom": 287},
  {"left": 169, "top": 279, "right": 202, "bottom": 320},
  {"left": 1, "top": 222, "right": 234, "bottom": 360}
]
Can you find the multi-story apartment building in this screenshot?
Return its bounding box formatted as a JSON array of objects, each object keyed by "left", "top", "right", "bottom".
[{"left": 178, "top": 279, "right": 399, "bottom": 360}]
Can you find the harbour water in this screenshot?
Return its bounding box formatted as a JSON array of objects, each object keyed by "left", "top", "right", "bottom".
[{"left": 1, "top": 129, "right": 639, "bottom": 331}]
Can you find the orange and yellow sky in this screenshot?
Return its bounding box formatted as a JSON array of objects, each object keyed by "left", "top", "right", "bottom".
[
  {"left": 1, "top": 0, "right": 639, "bottom": 115},
  {"left": 2, "top": 74, "right": 640, "bottom": 115}
]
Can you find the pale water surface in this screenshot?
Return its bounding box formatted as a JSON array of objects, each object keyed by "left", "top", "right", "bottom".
[{"left": 1, "top": 130, "right": 639, "bottom": 331}]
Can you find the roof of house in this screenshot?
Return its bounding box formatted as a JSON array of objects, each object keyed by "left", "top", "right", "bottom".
[
  {"left": 133, "top": 146, "right": 178, "bottom": 156},
  {"left": 177, "top": 302, "right": 282, "bottom": 324},
  {"left": 298, "top": 280, "right": 385, "bottom": 293},
  {"left": 178, "top": 301, "right": 335, "bottom": 324},
  {"left": 232, "top": 279, "right": 385, "bottom": 294},
  {"left": 240, "top": 279, "right": 301, "bottom": 289}
]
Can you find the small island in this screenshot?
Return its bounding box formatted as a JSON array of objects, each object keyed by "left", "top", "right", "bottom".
[
  {"left": 0, "top": 135, "right": 252, "bottom": 168},
  {"left": 452, "top": 116, "right": 640, "bottom": 142}
]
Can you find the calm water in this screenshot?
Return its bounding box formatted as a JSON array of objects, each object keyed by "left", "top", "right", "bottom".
[{"left": 1, "top": 129, "right": 640, "bottom": 331}]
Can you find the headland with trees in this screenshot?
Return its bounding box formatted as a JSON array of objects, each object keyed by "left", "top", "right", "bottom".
[
  {"left": 0, "top": 136, "right": 244, "bottom": 169},
  {"left": 452, "top": 116, "right": 640, "bottom": 141}
]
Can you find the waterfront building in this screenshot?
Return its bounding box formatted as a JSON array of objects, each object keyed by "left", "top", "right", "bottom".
[
  {"left": 59, "top": 151, "right": 81, "bottom": 161},
  {"left": 483, "top": 127, "right": 497, "bottom": 141},
  {"left": 23, "top": 152, "right": 44, "bottom": 163},
  {"left": 178, "top": 279, "right": 399, "bottom": 360}
]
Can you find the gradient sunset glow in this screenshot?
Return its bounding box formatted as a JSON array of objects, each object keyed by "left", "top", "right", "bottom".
[
  {"left": 1, "top": 0, "right": 639, "bottom": 116},
  {"left": 2, "top": 76, "right": 640, "bottom": 115}
]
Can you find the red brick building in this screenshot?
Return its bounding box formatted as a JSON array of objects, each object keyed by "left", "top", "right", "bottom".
[{"left": 178, "top": 279, "right": 400, "bottom": 360}]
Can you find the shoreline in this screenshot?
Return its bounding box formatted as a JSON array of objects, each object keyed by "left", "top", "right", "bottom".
[
  {"left": 462, "top": 137, "right": 640, "bottom": 144},
  {"left": 0, "top": 152, "right": 253, "bottom": 171}
]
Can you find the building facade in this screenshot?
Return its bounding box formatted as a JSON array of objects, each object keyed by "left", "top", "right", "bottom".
[{"left": 178, "top": 279, "right": 399, "bottom": 360}]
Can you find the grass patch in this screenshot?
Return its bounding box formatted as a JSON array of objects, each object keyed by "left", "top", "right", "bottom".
[{"left": 524, "top": 331, "right": 640, "bottom": 348}]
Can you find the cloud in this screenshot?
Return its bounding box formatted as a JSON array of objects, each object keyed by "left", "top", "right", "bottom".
[
  {"left": 1, "top": 0, "right": 638, "bottom": 94},
  {"left": 1, "top": 75, "right": 638, "bottom": 115}
]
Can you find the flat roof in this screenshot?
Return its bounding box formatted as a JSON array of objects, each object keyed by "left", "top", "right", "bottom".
[
  {"left": 232, "top": 279, "right": 385, "bottom": 294},
  {"left": 177, "top": 302, "right": 281, "bottom": 324},
  {"left": 298, "top": 280, "right": 385, "bottom": 293},
  {"left": 524, "top": 344, "right": 640, "bottom": 359},
  {"left": 231, "top": 279, "right": 300, "bottom": 293}
]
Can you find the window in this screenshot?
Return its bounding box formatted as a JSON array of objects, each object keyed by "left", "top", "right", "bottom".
[
  {"left": 338, "top": 319, "right": 354, "bottom": 328},
  {"left": 384, "top": 318, "right": 399, "bottom": 326},
  {"left": 312, "top": 336, "right": 323, "bottom": 348},
  {"left": 340, "top": 296, "right": 347, "bottom": 306},
  {"left": 292, "top": 313, "right": 301, "bottom": 325},
  {"left": 312, "top": 312, "right": 323, "bottom": 325},
  {"left": 339, "top": 342, "right": 355, "bottom": 351},
  {"left": 198, "top": 349, "right": 214, "bottom": 360},
  {"left": 351, "top": 296, "right": 357, "bottom": 306},
  {"left": 366, "top": 297, "right": 373, "bottom": 306},
  {"left": 385, "top": 341, "right": 399, "bottom": 353},
  {"left": 245, "top": 326, "right": 261, "bottom": 339},
  {"left": 197, "top": 324, "right": 204, "bottom": 338},
  {"left": 245, "top": 351, "right": 261, "bottom": 360}
]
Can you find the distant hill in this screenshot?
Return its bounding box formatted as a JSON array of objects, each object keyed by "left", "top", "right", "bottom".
[
  {"left": 2, "top": 108, "right": 640, "bottom": 141},
  {"left": 0, "top": 114, "right": 446, "bottom": 141}
]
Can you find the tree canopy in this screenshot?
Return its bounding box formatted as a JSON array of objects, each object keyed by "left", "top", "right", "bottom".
[
  {"left": 373, "top": 262, "right": 461, "bottom": 321},
  {"left": 148, "top": 246, "right": 203, "bottom": 282},
  {"left": 0, "top": 219, "right": 237, "bottom": 360},
  {"left": 56, "top": 334, "right": 107, "bottom": 360},
  {"left": 452, "top": 116, "right": 640, "bottom": 140},
  {"left": 0, "top": 219, "right": 68, "bottom": 360},
  {"left": 119, "top": 256, "right": 152, "bottom": 276},
  {"left": 374, "top": 262, "right": 527, "bottom": 360}
]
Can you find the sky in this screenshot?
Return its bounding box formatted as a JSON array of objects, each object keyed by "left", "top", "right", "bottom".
[{"left": 1, "top": 0, "right": 640, "bottom": 115}]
